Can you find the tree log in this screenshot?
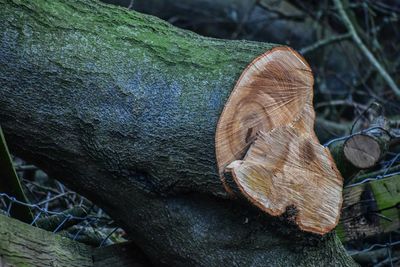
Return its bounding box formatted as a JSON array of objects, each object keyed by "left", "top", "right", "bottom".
[
  {"left": 338, "top": 174, "right": 400, "bottom": 244},
  {"left": 216, "top": 48, "right": 343, "bottom": 234},
  {"left": 0, "top": 0, "right": 355, "bottom": 266},
  {"left": 328, "top": 115, "right": 392, "bottom": 181},
  {"left": 0, "top": 214, "right": 151, "bottom": 267},
  {"left": 0, "top": 214, "right": 92, "bottom": 267},
  {"left": 343, "top": 116, "right": 390, "bottom": 170}
]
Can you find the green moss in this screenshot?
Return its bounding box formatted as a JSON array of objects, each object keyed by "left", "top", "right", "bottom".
[
  {"left": 370, "top": 175, "right": 400, "bottom": 231},
  {"left": 335, "top": 224, "right": 346, "bottom": 241},
  {"left": 5, "top": 0, "right": 275, "bottom": 93},
  {"left": 0, "top": 215, "right": 92, "bottom": 266}
]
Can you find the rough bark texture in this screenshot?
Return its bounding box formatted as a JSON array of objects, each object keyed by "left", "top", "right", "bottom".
[
  {"left": 93, "top": 242, "right": 151, "bottom": 267},
  {"left": 338, "top": 174, "right": 400, "bottom": 243},
  {"left": 0, "top": 214, "right": 151, "bottom": 267},
  {"left": 0, "top": 214, "right": 92, "bottom": 267},
  {"left": 0, "top": 0, "right": 356, "bottom": 266}
]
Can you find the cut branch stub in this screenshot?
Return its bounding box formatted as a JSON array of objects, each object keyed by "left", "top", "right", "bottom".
[
  {"left": 215, "top": 47, "right": 343, "bottom": 235},
  {"left": 343, "top": 116, "right": 390, "bottom": 169},
  {"left": 343, "top": 135, "right": 382, "bottom": 169}
]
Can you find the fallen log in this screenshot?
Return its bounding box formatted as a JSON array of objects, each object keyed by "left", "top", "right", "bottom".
[
  {"left": 0, "top": 0, "right": 355, "bottom": 266},
  {"left": 343, "top": 116, "right": 390, "bottom": 170},
  {"left": 328, "top": 112, "right": 392, "bottom": 180},
  {"left": 0, "top": 214, "right": 92, "bottom": 267},
  {"left": 0, "top": 214, "right": 150, "bottom": 267}
]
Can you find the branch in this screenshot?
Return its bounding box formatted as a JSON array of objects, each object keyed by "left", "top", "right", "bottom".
[
  {"left": 333, "top": 0, "right": 400, "bottom": 98},
  {"left": 0, "top": 214, "right": 92, "bottom": 267},
  {"left": 299, "top": 33, "right": 351, "bottom": 55},
  {"left": 0, "top": 214, "right": 151, "bottom": 267}
]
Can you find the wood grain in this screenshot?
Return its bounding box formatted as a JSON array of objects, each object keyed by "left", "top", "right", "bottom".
[{"left": 215, "top": 47, "right": 343, "bottom": 235}]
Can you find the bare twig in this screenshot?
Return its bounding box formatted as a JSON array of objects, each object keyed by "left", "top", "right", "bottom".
[
  {"left": 127, "top": 0, "right": 134, "bottom": 10},
  {"left": 36, "top": 192, "right": 72, "bottom": 206},
  {"left": 315, "top": 99, "right": 367, "bottom": 111},
  {"left": 333, "top": 0, "right": 400, "bottom": 98},
  {"left": 300, "top": 33, "right": 351, "bottom": 55},
  {"left": 375, "top": 256, "right": 400, "bottom": 267},
  {"left": 323, "top": 125, "right": 391, "bottom": 147},
  {"left": 349, "top": 240, "right": 400, "bottom": 255}
]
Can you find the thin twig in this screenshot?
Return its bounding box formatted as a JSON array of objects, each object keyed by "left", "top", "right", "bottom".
[
  {"left": 99, "top": 227, "right": 119, "bottom": 247},
  {"left": 300, "top": 33, "right": 351, "bottom": 55},
  {"left": 36, "top": 192, "right": 71, "bottom": 206},
  {"left": 349, "top": 240, "right": 400, "bottom": 255},
  {"left": 127, "top": 0, "right": 134, "bottom": 10},
  {"left": 345, "top": 170, "right": 400, "bottom": 188},
  {"left": 315, "top": 99, "right": 367, "bottom": 110},
  {"left": 333, "top": 0, "right": 400, "bottom": 98},
  {"left": 323, "top": 125, "right": 391, "bottom": 147}
]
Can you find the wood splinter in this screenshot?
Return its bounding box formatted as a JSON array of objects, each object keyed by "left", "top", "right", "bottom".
[{"left": 215, "top": 47, "right": 343, "bottom": 235}]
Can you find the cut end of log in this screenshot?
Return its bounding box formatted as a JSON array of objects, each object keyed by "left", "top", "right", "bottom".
[
  {"left": 343, "top": 134, "right": 383, "bottom": 169},
  {"left": 215, "top": 47, "right": 343, "bottom": 235}
]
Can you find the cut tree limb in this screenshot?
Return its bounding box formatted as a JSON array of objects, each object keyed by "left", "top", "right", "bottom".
[
  {"left": 216, "top": 47, "right": 343, "bottom": 235},
  {"left": 343, "top": 108, "right": 391, "bottom": 170},
  {"left": 344, "top": 129, "right": 390, "bottom": 171},
  {"left": 0, "top": 0, "right": 355, "bottom": 266},
  {"left": 343, "top": 133, "right": 388, "bottom": 169},
  {"left": 329, "top": 115, "right": 392, "bottom": 180}
]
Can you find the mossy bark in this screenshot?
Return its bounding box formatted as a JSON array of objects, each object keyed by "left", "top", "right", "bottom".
[
  {"left": 0, "top": 214, "right": 150, "bottom": 267},
  {"left": 0, "top": 214, "right": 92, "bottom": 267},
  {"left": 0, "top": 0, "right": 356, "bottom": 266},
  {"left": 338, "top": 174, "right": 400, "bottom": 243}
]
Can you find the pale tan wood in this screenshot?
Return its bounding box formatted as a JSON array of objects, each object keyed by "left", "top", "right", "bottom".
[
  {"left": 343, "top": 135, "right": 381, "bottom": 169},
  {"left": 215, "top": 47, "right": 343, "bottom": 235}
]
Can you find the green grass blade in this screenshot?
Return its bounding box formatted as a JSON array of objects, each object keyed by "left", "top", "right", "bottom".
[{"left": 0, "top": 126, "right": 33, "bottom": 223}]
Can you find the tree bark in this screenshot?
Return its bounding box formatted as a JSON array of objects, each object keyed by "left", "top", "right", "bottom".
[
  {"left": 338, "top": 174, "right": 400, "bottom": 243},
  {"left": 0, "top": 214, "right": 92, "bottom": 267},
  {"left": 0, "top": 214, "right": 150, "bottom": 267},
  {"left": 0, "top": 0, "right": 356, "bottom": 266}
]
